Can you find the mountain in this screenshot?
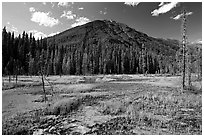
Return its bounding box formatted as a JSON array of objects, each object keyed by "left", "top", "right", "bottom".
[
  {"left": 45, "top": 20, "right": 181, "bottom": 75},
  {"left": 47, "top": 20, "right": 180, "bottom": 56},
  {"left": 3, "top": 20, "right": 201, "bottom": 76}
]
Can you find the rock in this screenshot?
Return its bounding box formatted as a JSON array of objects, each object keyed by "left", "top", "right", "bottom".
[
  {"left": 62, "top": 120, "right": 68, "bottom": 125},
  {"left": 95, "top": 78, "right": 103, "bottom": 83},
  {"left": 70, "top": 119, "right": 79, "bottom": 123},
  {"left": 73, "top": 125, "right": 91, "bottom": 135},
  {"left": 33, "top": 129, "right": 44, "bottom": 135},
  {"left": 91, "top": 127, "right": 98, "bottom": 132},
  {"left": 33, "top": 95, "right": 44, "bottom": 102},
  {"left": 49, "top": 126, "right": 56, "bottom": 132},
  {"left": 95, "top": 77, "right": 116, "bottom": 82},
  {"left": 39, "top": 123, "right": 49, "bottom": 128},
  {"left": 43, "top": 127, "right": 49, "bottom": 132},
  {"left": 44, "top": 115, "right": 58, "bottom": 120},
  {"left": 131, "top": 127, "right": 152, "bottom": 135},
  {"left": 101, "top": 77, "right": 116, "bottom": 82},
  {"left": 76, "top": 78, "right": 86, "bottom": 83},
  {"left": 64, "top": 123, "right": 78, "bottom": 129},
  {"left": 86, "top": 122, "right": 96, "bottom": 128}
]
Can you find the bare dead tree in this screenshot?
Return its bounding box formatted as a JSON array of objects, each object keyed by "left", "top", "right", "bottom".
[
  {"left": 181, "top": 9, "right": 187, "bottom": 91},
  {"left": 187, "top": 45, "right": 192, "bottom": 89},
  {"left": 181, "top": 8, "right": 193, "bottom": 91},
  {"left": 39, "top": 49, "right": 47, "bottom": 103},
  {"left": 40, "top": 71, "right": 46, "bottom": 102},
  {"left": 141, "top": 43, "right": 146, "bottom": 74}
]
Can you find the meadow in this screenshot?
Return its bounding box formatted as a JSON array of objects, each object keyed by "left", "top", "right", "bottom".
[{"left": 2, "top": 74, "right": 202, "bottom": 135}]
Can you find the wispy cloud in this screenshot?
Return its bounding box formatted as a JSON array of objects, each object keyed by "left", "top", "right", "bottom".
[
  {"left": 29, "top": 7, "right": 35, "bottom": 12},
  {"left": 99, "top": 7, "right": 107, "bottom": 15},
  {"left": 48, "top": 31, "right": 60, "bottom": 37},
  {"left": 51, "top": 2, "right": 55, "bottom": 8},
  {"left": 60, "top": 10, "right": 76, "bottom": 20},
  {"left": 171, "top": 11, "right": 193, "bottom": 20},
  {"left": 10, "top": 25, "right": 18, "bottom": 33},
  {"left": 30, "top": 9, "right": 59, "bottom": 27},
  {"left": 193, "top": 39, "right": 202, "bottom": 44},
  {"left": 28, "top": 30, "right": 47, "bottom": 39},
  {"left": 151, "top": 2, "right": 179, "bottom": 16},
  {"left": 58, "top": 2, "right": 74, "bottom": 7},
  {"left": 6, "top": 22, "right": 18, "bottom": 34},
  {"left": 124, "top": 2, "right": 140, "bottom": 7},
  {"left": 158, "top": 2, "right": 165, "bottom": 7},
  {"left": 78, "top": 7, "right": 84, "bottom": 10},
  {"left": 71, "top": 17, "right": 90, "bottom": 28}
]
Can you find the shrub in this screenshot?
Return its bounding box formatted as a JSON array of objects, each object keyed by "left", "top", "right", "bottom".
[
  {"left": 47, "top": 97, "right": 82, "bottom": 115},
  {"left": 99, "top": 98, "right": 131, "bottom": 115}
]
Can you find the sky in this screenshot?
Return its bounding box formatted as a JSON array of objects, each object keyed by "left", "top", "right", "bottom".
[{"left": 2, "top": 2, "right": 202, "bottom": 43}]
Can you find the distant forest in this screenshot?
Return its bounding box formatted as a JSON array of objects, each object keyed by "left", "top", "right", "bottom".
[{"left": 2, "top": 26, "right": 202, "bottom": 77}]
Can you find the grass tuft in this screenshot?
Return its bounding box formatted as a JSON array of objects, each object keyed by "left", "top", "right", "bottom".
[
  {"left": 46, "top": 97, "right": 82, "bottom": 115},
  {"left": 126, "top": 90, "right": 202, "bottom": 134},
  {"left": 99, "top": 97, "right": 132, "bottom": 115}
]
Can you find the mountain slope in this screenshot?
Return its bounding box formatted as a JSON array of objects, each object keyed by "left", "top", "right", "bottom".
[
  {"left": 45, "top": 19, "right": 182, "bottom": 75},
  {"left": 47, "top": 20, "right": 179, "bottom": 55}
]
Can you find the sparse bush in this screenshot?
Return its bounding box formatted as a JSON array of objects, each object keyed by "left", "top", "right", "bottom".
[
  {"left": 99, "top": 98, "right": 131, "bottom": 115},
  {"left": 47, "top": 97, "right": 82, "bottom": 115}
]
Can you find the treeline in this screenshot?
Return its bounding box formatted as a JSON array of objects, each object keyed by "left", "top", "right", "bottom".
[
  {"left": 2, "top": 27, "right": 46, "bottom": 76},
  {"left": 2, "top": 27, "right": 202, "bottom": 77}
]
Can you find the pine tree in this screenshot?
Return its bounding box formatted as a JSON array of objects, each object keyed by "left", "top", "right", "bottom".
[
  {"left": 2, "top": 27, "right": 8, "bottom": 74},
  {"left": 141, "top": 43, "right": 146, "bottom": 74}
]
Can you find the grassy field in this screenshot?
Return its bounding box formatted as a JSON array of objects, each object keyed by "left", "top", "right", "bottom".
[{"left": 2, "top": 74, "right": 202, "bottom": 135}]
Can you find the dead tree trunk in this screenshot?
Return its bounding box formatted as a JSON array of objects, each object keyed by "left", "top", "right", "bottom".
[
  {"left": 187, "top": 45, "right": 192, "bottom": 89},
  {"left": 181, "top": 9, "right": 187, "bottom": 91},
  {"left": 40, "top": 71, "right": 47, "bottom": 103},
  {"left": 141, "top": 43, "right": 146, "bottom": 74}
]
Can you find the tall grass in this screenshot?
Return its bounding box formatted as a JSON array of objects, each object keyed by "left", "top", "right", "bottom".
[
  {"left": 46, "top": 97, "right": 82, "bottom": 115},
  {"left": 126, "top": 90, "right": 202, "bottom": 134}
]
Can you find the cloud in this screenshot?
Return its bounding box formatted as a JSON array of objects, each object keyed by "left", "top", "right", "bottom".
[
  {"left": 10, "top": 25, "right": 18, "bottom": 33},
  {"left": 100, "top": 10, "right": 107, "bottom": 15},
  {"left": 158, "top": 2, "right": 165, "bottom": 7},
  {"left": 196, "top": 40, "right": 202, "bottom": 44},
  {"left": 6, "top": 23, "right": 18, "bottom": 34},
  {"left": 99, "top": 7, "right": 107, "bottom": 15},
  {"left": 58, "top": 2, "right": 74, "bottom": 7},
  {"left": 29, "top": 30, "right": 47, "bottom": 39},
  {"left": 78, "top": 7, "right": 84, "bottom": 10},
  {"left": 30, "top": 11, "right": 59, "bottom": 27},
  {"left": 48, "top": 31, "right": 60, "bottom": 37},
  {"left": 197, "top": 40, "right": 202, "bottom": 44},
  {"left": 51, "top": 2, "right": 55, "bottom": 8},
  {"left": 29, "top": 7, "right": 35, "bottom": 12},
  {"left": 171, "top": 11, "right": 193, "bottom": 20},
  {"left": 191, "top": 39, "right": 202, "bottom": 44},
  {"left": 71, "top": 17, "right": 90, "bottom": 28},
  {"left": 124, "top": 2, "right": 140, "bottom": 7},
  {"left": 151, "top": 2, "right": 179, "bottom": 16},
  {"left": 60, "top": 10, "right": 76, "bottom": 20}
]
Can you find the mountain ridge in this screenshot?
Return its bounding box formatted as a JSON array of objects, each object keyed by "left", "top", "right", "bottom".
[
  {"left": 44, "top": 19, "right": 184, "bottom": 75},
  {"left": 46, "top": 19, "right": 180, "bottom": 55}
]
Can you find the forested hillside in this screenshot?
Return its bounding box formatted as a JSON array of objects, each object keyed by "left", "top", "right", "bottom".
[{"left": 2, "top": 20, "right": 202, "bottom": 76}]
